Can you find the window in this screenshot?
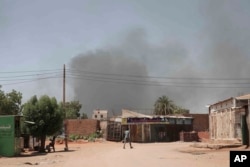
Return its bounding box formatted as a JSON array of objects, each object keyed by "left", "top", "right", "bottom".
[
  {"left": 176, "top": 118, "right": 183, "bottom": 124},
  {"left": 184, "top": 119, "right": 192, "bottom": 125}
]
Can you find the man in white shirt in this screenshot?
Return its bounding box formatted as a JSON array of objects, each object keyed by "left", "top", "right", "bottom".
[{"left": 123, "top": 127, "right": 133, "bottom": 149}]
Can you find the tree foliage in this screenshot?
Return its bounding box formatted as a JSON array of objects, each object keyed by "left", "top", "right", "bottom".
[
  {"left": 0, "top": 88, "right": 22, "bottom": 115},
  {"left": 173, "top": 106, "right": 189, "bottom": 114},
  {"left": 22, "top": 95, "right": 63, "bottom": 152},
  {"left": 60, "top": 100, "right": 82, "bottom": 119},
  {"left": 81, "top": 112, "right": 88, "bottom": 119},
  {"left": 154, "top": 95, "right": 189, "bottom": 115},
  {"left": 154, "top": 96, "right": 174, "bottom": 115}
]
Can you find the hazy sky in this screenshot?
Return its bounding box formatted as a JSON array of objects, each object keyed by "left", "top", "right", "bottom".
[
  {"left": 1, "top": 0, "right": 203, "bottom": 68},
  {"left": 1, "top": 0, "right": 250, "bottom": 116}
]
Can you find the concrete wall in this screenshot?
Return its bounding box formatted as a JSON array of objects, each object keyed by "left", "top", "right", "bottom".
[
  {"left": 248, "top": 108, "right": 250, "bottom": 146},
  {"left": 244, "top": 104, "right": 250, "bottom": 146},
  {"left": 209, "top": 97, "right": 250, "bottom": 145},
  {"left": 100, "top": 121, "right": 108, "bottom": 139},
  {"left": 209, "top": 109, "right": 241, "bottom": 140},
  {"left": 92, "top": 110, "right": 108, "bottom": 120}
]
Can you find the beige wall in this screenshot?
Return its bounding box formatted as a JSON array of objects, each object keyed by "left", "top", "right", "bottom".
[
  {"left": 92, "top": 110, "right": 108, "bottom": 120},
  {"left": 100, "top": 121, "right": 108, "bottom": 139},
  {"left": 209, "top": 109, "right": 242, "bottom": 140}
]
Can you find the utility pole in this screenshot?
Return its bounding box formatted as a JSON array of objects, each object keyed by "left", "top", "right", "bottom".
[
  {"left": 63, "top": 64, "right": 68, "bottom": 151},
  {"left": 164, "top": 103, "right": 166, "bottom": 115}
]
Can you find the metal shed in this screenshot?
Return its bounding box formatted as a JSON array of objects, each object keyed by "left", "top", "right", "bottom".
[{"left": 0, "top": 115, "right": 22, "bottom": 157}]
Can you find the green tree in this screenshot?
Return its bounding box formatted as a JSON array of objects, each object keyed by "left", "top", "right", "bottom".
[
  {"left": 0, "top": 87, "right": 22, "bottom": 115},
  {"left": 154, "top": 95, "right": 175, "bottom": 115},
  {"left": 154, "top": 95, "right": 190, "bottom": 115},
  {"left": 81, "top": 112, "right": 88, "bottom": 119},
  {"left": 60, "top": 100, "right": 82, "bottom": 119},
  {"left": 22, "top": 95, "right": 63, "bottom": 152},
  {"left": 173, "top": 106, "right": 189, "bottom": 114}
]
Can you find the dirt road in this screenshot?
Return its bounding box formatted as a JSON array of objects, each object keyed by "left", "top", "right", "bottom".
[{"left": 0, "top": 141, "right": 244, "bottom": 167}]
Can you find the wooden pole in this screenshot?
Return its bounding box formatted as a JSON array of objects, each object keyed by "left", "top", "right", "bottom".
[{"left": 63, "top": 64, "right": 68, "bottom": 151}]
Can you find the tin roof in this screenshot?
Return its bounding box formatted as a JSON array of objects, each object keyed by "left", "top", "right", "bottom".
[
  {"left": 122, "top": 109, "right": 153, "bottom": 118},
  {"left": 121, "top": 109, "right": 193, "bottom": 119},
  {"left": 235, "top": 94, "right": 250, "bottom": 100}
]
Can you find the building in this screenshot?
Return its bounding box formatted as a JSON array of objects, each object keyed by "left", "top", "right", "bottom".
[
  {"left": 107, "top": 109, "right": 195, "bottom": 142},
  {"left": 184, "top": 113, "right": 209, "bottom": 140},
  {"left": 209, "top": 94, "right": 250, "bottom": 146},
  {"left": 92, "top": 109, "right": 108, "bottom": 120},
  {"left": 92, "top": 109, "right": 108, "bottom": 139}
]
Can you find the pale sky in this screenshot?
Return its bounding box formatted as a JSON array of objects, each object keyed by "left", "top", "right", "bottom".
[
  {"left": 0, "top": 0, "right": 203, "bottom": 69},
  {"left": 1, "top": 0, "right": 250, "bottom": 115}
]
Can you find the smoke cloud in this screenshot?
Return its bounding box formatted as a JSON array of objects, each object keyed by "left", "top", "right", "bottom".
[
  {"left": 69, "top": 1, "right": 250, "bottom": 117},
  {"left": 69, "top": 47, "right": 153, "bottom": 116}
]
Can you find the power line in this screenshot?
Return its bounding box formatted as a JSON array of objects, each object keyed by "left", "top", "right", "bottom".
[
  {"left": 66, "top": 68, "right": 250, "bottom": 81},
  {"left": 0, "top": 68, "right": 61, "bottom": 74},
  {"left": 2, "top": 67, "right": 250, "bottom": 81},
  {"left": 0, "top": 72, "right": 61, "bottom": 80},
  {"left": 0, "top": 69, "right": 62, "bottom": 86},
  {"left": 1, "top": 76, "right": 62, "bottom": 86},
  {"left": 67, "top": 75, "right": 250, "bottom": 88},
  {"left": 66, "top": 72, "right": 250, "bottom": 85},
  {"left": 1, "top": 68, "right": 250, "bottom": 88}
]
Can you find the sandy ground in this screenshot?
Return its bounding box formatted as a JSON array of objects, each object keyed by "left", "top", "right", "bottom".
[{"left": 0, "top": 141, "right": 248, "bottom": 167}]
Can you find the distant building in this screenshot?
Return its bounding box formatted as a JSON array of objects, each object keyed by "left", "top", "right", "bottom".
[
  {"left": 92, "top": 109, "right": 108, "bottom": 139},
  {"left": 107, "top": 109, "right": 195, "bottom": 142},
  {"left": 92, "top": 109, "right": 108, "bottom": 120},
  {"left": 209, "top": 94, "right": 250, "bottom": 146}
]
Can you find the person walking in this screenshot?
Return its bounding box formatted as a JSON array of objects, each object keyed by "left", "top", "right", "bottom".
[{"left": 123, "top": 127, "right": 133, "bottom": 149}]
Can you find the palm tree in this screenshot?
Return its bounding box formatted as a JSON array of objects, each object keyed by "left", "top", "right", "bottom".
[
  {"left": 154, "top": 96, "right": 175, "bottom": 115},
  {"left": 173, "top": 106, "right": 189, "bottom": 114}
]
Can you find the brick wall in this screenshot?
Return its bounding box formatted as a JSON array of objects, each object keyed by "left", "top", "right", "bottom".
[
  {"left": 184, "top": 114, "right": 209, "bottom": 131},
  {"left": 66, "top": 119, "right": 100, "bottom": 136},
  {"left": 197, "top": 131, "right": 209, "bottom": 140},
  {"left": 179, "top": 131, "right": 198, "bottom": 142}
]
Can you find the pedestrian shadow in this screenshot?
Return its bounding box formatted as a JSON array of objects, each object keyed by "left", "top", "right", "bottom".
[
  {"left": 17, "top": 149, "right": 76, "bottom": 157},
  {"left": 18, "top": 151, "right": 47, "bottom": 157},
  {"left": 55, "top": 149, "right": 76, "bottom": 153}
]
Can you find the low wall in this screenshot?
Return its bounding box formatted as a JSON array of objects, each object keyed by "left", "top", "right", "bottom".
[
  {"left": 197, "top": 131, "right": 209, "bottom": 141},
  {"left": 179, "top": 131, "right": 198, "bottom": 142},
  {"left": 66, "top": 119, "right": 100, "bottom": 136}
]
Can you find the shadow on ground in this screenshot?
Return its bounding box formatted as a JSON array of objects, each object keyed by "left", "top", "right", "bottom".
[{"left": 19, "top": 149, "right": 76, "bottom": 157}]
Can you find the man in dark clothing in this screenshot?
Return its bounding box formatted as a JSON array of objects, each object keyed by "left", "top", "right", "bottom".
[
  {"left": 46, "top": 136, "right": 56, "bottom": 152},
  {"left": 123, "top": 127, "right": 133, "bottom": 149}
]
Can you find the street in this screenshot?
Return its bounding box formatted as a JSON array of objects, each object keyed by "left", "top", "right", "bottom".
[{"left": 0, "top": 141, "right": 245, "bottom": 167}]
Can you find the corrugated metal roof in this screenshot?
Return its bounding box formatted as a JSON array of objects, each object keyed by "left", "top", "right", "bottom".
[
  {"left": 209, "top": 97, "right": 234, "bottom": 106},
  {"left": 236, "top": 94, "right": 250, "bottom": 100},
  {"left": 122, "top": 109, "right": 153, "bottom": 118},
  {"left": 121, "top": 109, "right": 193, "bottom": 119}
]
